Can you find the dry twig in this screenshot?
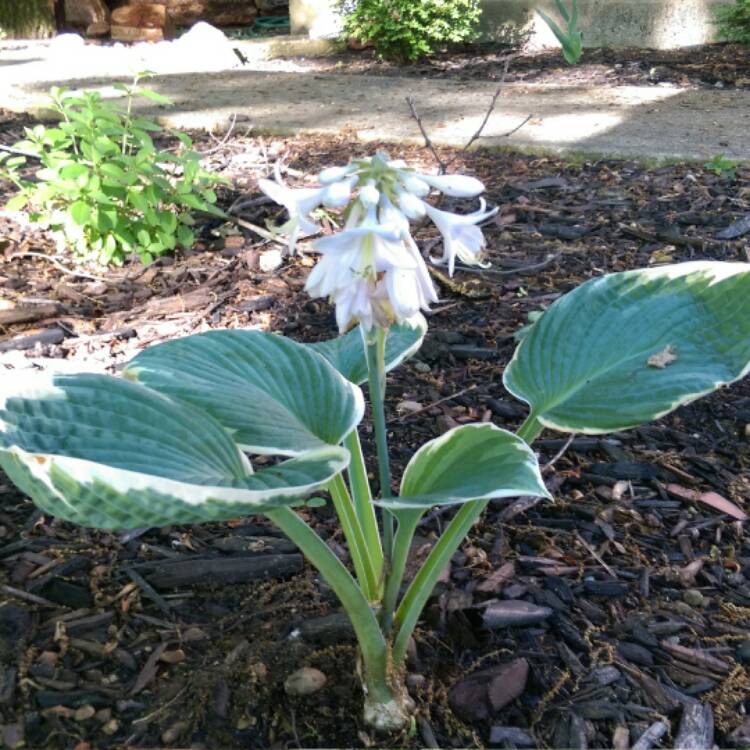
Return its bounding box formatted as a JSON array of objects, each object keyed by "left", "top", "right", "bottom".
[{"left": 405, "top": 54, "right": 530, "bottom": 173}]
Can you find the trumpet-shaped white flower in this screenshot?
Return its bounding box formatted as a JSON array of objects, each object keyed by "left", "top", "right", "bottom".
[
  {"left": 260, "top": 154, "right": 496, "bottom": 331},
  {"left": 258, "top": 165, "right": 327, "bottom": 254},
  {"left": 423, "top": 199, "right": 498, "bottom": 276},
  {"left": 306, "top": 206, "right": 437, "bottom": 332}
]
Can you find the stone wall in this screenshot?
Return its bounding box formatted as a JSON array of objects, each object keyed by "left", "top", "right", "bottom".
[
  {"left": 478, "top": 0, "right": 726, "bottom": 49},
  {"left": 290, "top": 0, "right": 727, "bottom": 49}
]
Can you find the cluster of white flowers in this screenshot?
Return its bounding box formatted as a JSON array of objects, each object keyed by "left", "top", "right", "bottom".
[{"left": 258, "top": 151, "right": 497, "bottom": 333}]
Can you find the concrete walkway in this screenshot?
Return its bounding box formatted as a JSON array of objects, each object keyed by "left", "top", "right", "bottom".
[{"left": 1, "top": 37, "right": 748, "bottom": 162}]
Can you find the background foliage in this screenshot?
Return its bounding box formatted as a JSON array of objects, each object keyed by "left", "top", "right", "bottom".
[
  {"left": 0, "top": 0, "right": 55, "bottom": 38},
  {"left": 341, "top": 0, "right": 482, "bottom": 61},
  {"left": 715, "top": 0, "right": 750, "bottom": 44}
]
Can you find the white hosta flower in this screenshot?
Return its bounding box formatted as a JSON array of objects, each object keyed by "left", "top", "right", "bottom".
[
  {"left": 258, "top": 166, "right": 326, "bottom": 255},
  {"left": 396, "top": 189, "right": 426, "bottom": 219},
  {"left": 423, "top": 199, "right": 498, "bottom": 276},
  {"left": 417, "top": 173, "right": 485, "bottom": 198},
  {"left": 323, "top": 177, "right": 355, "bottom": 208},
  {"left": 318, "top": 164, "right": 357, "bottom": 184},
  {"left": 400, "top": 174, "right": 430, "bottom": 198},
  {"left": 359, "top": 181, "right": 380, "bottom": 208},
  {"left": 306, "top": 207, "right": 437, "bottom": 332}
]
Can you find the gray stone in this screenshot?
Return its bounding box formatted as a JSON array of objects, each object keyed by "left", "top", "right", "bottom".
[{"left": 483, "top": 600, "right": 553, "bottom": 629}]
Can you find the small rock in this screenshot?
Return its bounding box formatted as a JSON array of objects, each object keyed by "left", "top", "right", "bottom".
[
  {"left": 489, "top": 725, "right": 535, "bottom": 747},
  {"left": 159, "top": 649, "right": 186, "bottom": 664},
  {"left": 74, "top": 704, "right": 96, "bottom": 722},
  {"left": 161, "top": 720, "right": 190, "bottom": 745},
  {"left": 683, "top": 589, "right": 708, "bottom": 608},
  {"left": 412, "top": 360, "right": 431, "bottom": 373},
  {"left": 396, "top": 400, "right": 422, "bottom": 415},
  {"left": 101, "top": 719, "right": 119, "bottom": 735},
  {"left": 483, "top": 600, "right": 553, "bottom": 629},
  {"left": 284, "top": 667, "right": 327, "bottom": 696},
  {"left": 259, "top": 249, "right": 283, "bottom": 272}
]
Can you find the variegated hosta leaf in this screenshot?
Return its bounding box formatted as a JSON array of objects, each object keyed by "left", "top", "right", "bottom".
[
  {"left": 0, "top": 372, "right": 347, "bottom": 529},
  {"left": 124, "top": 330, "right": 364, "bottom": 456},
  {"left": 504, "top": 261, "right": 750, "bottom": 434},
  {"left": 377, "top": 423, "right": 550, "bottom": 510},
  {"left": 307, "top": 315, "right": 427, "bottom": 385}
]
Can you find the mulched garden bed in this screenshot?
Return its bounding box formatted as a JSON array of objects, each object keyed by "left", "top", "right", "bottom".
[
  {"left": 1, "top": 116, "right": 750, "bottom": 749},
  {"left": 291, "top": 42, "right": 750, "bottom": 90}
]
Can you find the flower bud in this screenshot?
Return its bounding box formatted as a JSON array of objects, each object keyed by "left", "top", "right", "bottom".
[
  {"left": 397, "top": 191, "right": 426, "bottom": 219},
  {"left": 359, "top": 181, "right": 380, "bottom": 208},
  {"left": 401, "top": 175, "right": 430, "bottom": 198},
  {"left": 418, "top": 173, "right": 485, "bottom": 198},
  {"left": 318, "top": 164, "right": 355, "bottom": 184},
  {"left": 323, "top": 178, "right": 353, "bottom": 208}
]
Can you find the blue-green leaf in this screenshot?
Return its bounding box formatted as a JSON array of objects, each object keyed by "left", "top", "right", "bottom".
[
  {"left": 504, "top": 261, "right": 750, "bottom": 434},
  {"left": 124, "top": 330, "right": 364, "bottom": 456},
  {"left": 377, "top": 423, "right": 549, "bottom": 510},
  {"left": 308, "top": 316, "right": 427, "bottom": 385},
  {"left": 0, "top": 372, "right": 347, "bottom": 529}
]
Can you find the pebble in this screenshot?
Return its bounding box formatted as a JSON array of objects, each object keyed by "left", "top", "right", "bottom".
[
  {"left": 259, "top": 249, "right": 283, "bottom": 272},
  {"left": 683, "top": 589, "right": 708, "bottom": 608},
  {"left": 284, "top": 667, "right": 327, "bottom": 696},
  {"left": 161, "top": 720, "right": 190, "bottom": 745},
  {"left": 412, "top": 360, "right": 431, "bottom": 373},
  {"left": 483, "top": 600, "right": 553, "bottom": 629},
  {"left": 73, "top": 704, "right": 96, "bottom": 722}
]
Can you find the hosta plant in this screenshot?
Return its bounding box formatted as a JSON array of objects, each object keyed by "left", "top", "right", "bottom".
[
  {"left": 0, "top": 74, "right": 224, "bottom": 265},
  {"left": 1, "top": 154, "right": 750, "bottom": 732}
]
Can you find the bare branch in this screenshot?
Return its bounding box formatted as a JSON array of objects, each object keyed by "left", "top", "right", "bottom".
[
  {"left": 405, "top": 96, "right": 447, "bottom": 173},
  {"left": 405, "top": 54, "right": 532, "bottom": 173}
]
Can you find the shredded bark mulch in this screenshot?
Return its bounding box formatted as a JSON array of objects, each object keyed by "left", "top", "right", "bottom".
[
  {"left": 1, "top": 119, "right": 750, "bottom": 749},
  {"left": 293, "top": 42, "right": 750, "bottom": 91}
]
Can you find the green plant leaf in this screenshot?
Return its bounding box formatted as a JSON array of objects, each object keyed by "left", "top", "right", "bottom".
[
  {"left": 377, "top": 423, "right": 549, "bottom": 510},
  {"left": 124, "top": 330, "right": 364, "bottom": 456},
  {"left": 504, "top": 261, "right": 750, "bottom": 434},
  {"left": 0, "top": 372, "right": 348, "bottom": 529},
  {"left": 307, "top": 316, "right": 427, "bottom": 385},
  {"left": 69, "top": 200, "right": 91, "bottom": 226},
  {"left": 6, "top": 194, "right": 29, "bottom": 211},
  {"left": 137, "top": 88, "right": 172, "bottom": 106}
]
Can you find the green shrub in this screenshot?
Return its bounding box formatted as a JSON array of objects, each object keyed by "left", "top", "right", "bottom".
[
  {"left": 341, "top": 0, "right": 482, "bottom": 62},
  {"left": 0, "top": 75, "right": 224, "bottom": 265},
  {"left": 715, "top": 0, "right": 750, "bottom": 44}
]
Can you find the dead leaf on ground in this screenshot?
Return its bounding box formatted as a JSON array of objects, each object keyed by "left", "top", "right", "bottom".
[{"left": 665, "top": 483, "right": 748, "bottom": 521}]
